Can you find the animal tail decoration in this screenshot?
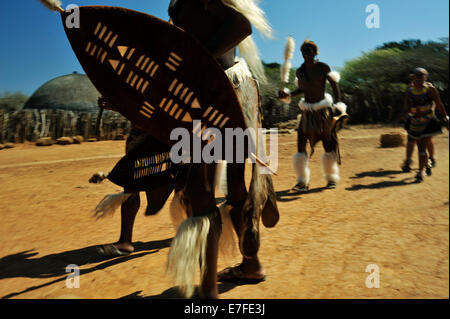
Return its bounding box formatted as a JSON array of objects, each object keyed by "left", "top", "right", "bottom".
[
  {"left": 38, "top": 0, "right": 64, "bottom": 12},
  {"left": 93, "top": 192, "right": 132, "bottom": 220},
  {"left": 279, "top": 36, "right": 295, "bottom": 103},
  {"left": 281, "top": 36, "right": 295, "bottom": 87},
  {"left": 166, "top": 214, "right": 212, "bottom": 298}
]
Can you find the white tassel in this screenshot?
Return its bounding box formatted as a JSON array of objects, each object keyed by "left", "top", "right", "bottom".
[
  {"left": 93, "top": 193, "right": 132, "bottom": 220},
  {"left": 281, "top": 36, "right": 295, "bottom": 84},
  {"left": 280, "top": 61, "right": 292, "bottom": 84},
  {"left": 166, "top": 215, "right": 211, "bottom": 298},
  {"left": 293, "top": 152, "right": 310, "bottom": 185},
  {"left": 322, "top": 152, "right": 340, "bottom": 183},
  {"left": 39, "top": 0, "right": 64, "bottom": 12}
]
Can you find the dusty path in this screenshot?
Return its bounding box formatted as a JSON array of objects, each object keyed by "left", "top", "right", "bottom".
[{"left": 0, "top": 125, "right": 448, "bottom": 299}]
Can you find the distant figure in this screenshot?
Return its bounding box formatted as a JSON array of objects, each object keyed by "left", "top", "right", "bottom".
[
  {"left": 401, "top": 73, "right": 437, "bottom": 174},
  {"left": 90, "top": 96, "right": 152, "bottom": 256},
  {"left": 279, "top": 39, "right": 348, "bottom": 192},
  {"left": 402, "top": 67, "right": 449, "bottom": 182}
]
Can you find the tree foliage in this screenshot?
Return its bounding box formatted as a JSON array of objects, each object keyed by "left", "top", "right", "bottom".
[
  {"left": 339, "top": 38, "right": 449, "bottom": 123},
  {"left": 0, "top": 91, "right": 29, "bottom": 112}
]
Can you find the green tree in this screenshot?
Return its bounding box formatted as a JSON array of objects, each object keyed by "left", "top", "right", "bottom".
[
  {"left": 339, "top": 38, "right": 449, "bottom": 124},
  {"left": 0, "top": 91, "right": 29, "bottom": 112}
]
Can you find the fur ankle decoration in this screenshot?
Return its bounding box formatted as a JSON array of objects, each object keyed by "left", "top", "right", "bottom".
[
  {"left": 166, "top": 214, "right": 212, "bottom": 298},
  {"left": 293, "top": 152, "right": 310, "bottom": 185},
  {"left": 322, "top": 152, "right": 340, "bottom": 183}
]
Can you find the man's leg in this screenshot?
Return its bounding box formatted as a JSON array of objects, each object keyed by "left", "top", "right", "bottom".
[
  {"left": 166, "top": 163, "right": 221, "bottom": 299},
  {"left": 322, "top": 136, "right": 340, "bottom": 189},
  {"left": 426, "top": 137, "right": 436, "bottom": 168},
  {"left": 96, "top": 190, "right": 140, "bottom": 257},
  {"left": 416, "top": 138, "right": 428, "bottom": 182},
  {"left": 116, "top": 191, "right": 140, "bottom": 253},
  {"left": 402, "top": 137, "right": 415, "bottom": 172},
  {"left": 293, "top": 126, "right": 310, "bottom": 191},
  {"left": 217, "top": 163, "right": 265, "bottom": 282}
]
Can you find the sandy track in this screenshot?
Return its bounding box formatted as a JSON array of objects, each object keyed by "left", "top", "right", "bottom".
[{"left": 0, "top": 126, "right": 448, "bottom": 299}]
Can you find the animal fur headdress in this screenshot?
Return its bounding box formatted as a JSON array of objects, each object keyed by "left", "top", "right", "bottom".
[
  {"left": 171, "top": 0, "right": 273, "bottom": 84},
  {"left": 221, "top": 0, "right": 273, "bottom": 84}
]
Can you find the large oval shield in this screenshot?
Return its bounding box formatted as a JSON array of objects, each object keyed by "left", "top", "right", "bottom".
[{"left": 61, "top": 6, "right": 248, "bottom": 147}]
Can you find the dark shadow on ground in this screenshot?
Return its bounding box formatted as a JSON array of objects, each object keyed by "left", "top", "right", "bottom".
[
  {"left": 276, "top": 187, "right": 328, "bottom": 202},
  {"left": 350, "top": 169, "right": 407, "bottom": 179},
  {"left": 346, "top": 178, "right": 417, "bottom": 191},
  {"left": 122, "top": 281, "right": 259, "bottom": 299},
  {"left": 0, "top": 238, "right": 172, "bottom": 299}
]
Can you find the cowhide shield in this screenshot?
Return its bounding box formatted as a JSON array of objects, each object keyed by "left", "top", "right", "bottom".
[
  {"left": 108, "top": 133, "right": 184, "bottom": 192},
  {"left": 61, "top": 6, "right": 248, "bottom": 152}
]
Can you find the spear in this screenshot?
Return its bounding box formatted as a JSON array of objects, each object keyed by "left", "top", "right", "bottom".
[{"left": 279, "top": 36, "right": 295, "bottom": 103}]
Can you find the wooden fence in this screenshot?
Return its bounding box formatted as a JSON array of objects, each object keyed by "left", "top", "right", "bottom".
[{"left": 0, "top": 109, "right": 131, "bottom": 144}]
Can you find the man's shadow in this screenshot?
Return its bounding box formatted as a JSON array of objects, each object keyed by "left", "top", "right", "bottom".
[
  {"left": 346, "top": 169, "right": 416, "bottom": 191},
  {"left": 276, "top": 187, "right": 327, "bottom": 202},
  {"left": 0, "top": 238, "right": 172, "bottom": 299},
  {"left": 121, "top": 281, "right": 259, "bottom": 299},
  {"left": 350, "top": 169, "right": 407, "bottom": 180}
]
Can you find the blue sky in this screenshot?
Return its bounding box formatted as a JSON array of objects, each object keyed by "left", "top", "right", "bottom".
[{"left": 0, "top": 0, "right": 448, "bottom": 95}]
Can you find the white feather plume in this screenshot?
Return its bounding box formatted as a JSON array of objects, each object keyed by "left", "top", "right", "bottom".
[
  {"left": 38, "top": 0, "right": 63, "bottom": 12},
  {"left": 281, "top": 36, "right": 295, "bottom": 84},
  {"left": 284, "top": 36, "right": 295, "bottom": 61}
]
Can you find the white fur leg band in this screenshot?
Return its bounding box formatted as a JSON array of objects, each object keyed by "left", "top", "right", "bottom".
[
  {"left": 166, "top": 214, "right": 211, "bottom": 298},
  {"left": 333, "top": 102, "right": 347, "bottom": 115},
  {"left": 293, "top": 152, "right": 310, "bottom": 185},
  {"left": 322, "top": 152, "right": 340, "bottom": 183}
]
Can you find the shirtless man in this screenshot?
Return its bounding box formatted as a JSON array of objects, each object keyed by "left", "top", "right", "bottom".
[
  {"left": 279, "top": 40, "right": 347, "bottom": 191},
  {"left": 166, "top": 0, "right": 276, "bottom": 298}
]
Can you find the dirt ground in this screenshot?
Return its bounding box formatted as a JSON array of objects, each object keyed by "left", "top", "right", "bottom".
[{"left": 0, "top": 125, "right": 448, "bottom": 299}]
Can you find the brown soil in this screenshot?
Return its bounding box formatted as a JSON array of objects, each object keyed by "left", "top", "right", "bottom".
[{"left": 0, "top": 125, "right": 448, "bottom": 299}]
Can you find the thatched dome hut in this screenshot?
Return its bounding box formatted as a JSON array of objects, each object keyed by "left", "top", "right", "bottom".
[{"left": 24, "top": 72, "right": 100, "bottom": 112}]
